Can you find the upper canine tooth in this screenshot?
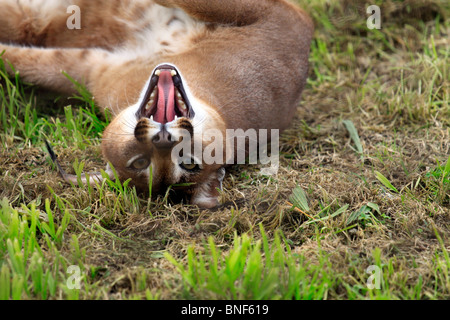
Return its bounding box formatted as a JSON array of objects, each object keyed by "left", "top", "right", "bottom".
[{"left": 170, "top": 70, "right": 177, "bottom": 77}]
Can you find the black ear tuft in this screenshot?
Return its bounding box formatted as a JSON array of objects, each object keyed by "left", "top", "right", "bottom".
[
  {"left": 44, "top": 139, "right": 67, "bottom": 176},
  {"left": 44, "top": 139, "right": 57, "bottom": 162}
]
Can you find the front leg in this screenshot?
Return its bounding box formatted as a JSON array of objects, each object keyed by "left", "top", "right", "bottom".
[
  {"left": 0, "top": 44, "right": 152, "bottom": 112},
  {"left": 0, "top": 44, "right": 106, "bottom": 94}
]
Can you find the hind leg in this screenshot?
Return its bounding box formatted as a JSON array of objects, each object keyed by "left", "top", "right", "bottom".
[
  {"left": 0, "top": 0, "right": 77, "bottom": 46},
  {"left": 154, "top": 0, "right": 274, "bottom": 25}
]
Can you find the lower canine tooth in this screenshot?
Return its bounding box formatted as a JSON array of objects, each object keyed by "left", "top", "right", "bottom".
[
  {"left": 155, "top": 70, "right": 161, "bottom": 76},
  {"left": 171, "top": 70, "right": 177, "bottom": 77}
]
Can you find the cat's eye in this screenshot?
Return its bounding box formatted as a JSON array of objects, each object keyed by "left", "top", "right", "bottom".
[
  {"left": 180, "top": 160, "right": 200, "bottom": 172},
  {"left": 131, "top": 158, "right": 150, "bottom": 170}
]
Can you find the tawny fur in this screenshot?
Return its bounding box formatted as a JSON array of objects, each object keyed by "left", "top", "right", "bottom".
[{"left": 0, "top": 0, "right": 313, "bottom": 208}]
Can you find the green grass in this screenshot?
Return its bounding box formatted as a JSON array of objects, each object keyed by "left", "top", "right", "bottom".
[
  {"left": 0, "top": 197, "right": 71, "bottom": 299},
  {"left": 0, "top": 53, "right": 109, "bottom": 150},
  {"left": 165, "top": 225, "right": 335, "bottom": 299},
  {"left": 0, "top": 0, "right": 449, "bottom": 300}
]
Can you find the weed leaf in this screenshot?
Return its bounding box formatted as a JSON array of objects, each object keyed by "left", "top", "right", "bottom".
[{"left": 289, "top": 186, "right": 310, "bottom": 212}]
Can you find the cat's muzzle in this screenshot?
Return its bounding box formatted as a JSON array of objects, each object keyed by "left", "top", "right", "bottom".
[{"left": 135, "top": 64, "right": 194, "bottom": 124}]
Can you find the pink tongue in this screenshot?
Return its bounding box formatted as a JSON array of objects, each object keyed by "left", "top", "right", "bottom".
[{"left": 153, "top": 70, "right": 176, "bottom": 124}]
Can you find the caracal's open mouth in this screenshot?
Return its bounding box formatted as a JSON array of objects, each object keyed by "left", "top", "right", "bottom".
[{"left": 136, "top": 64, "right": 194, "bottom": 124}]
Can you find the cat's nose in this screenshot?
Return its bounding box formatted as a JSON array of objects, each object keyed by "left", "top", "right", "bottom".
[{"left": 152, "top": 130, "right": 175, "bottom": 149}]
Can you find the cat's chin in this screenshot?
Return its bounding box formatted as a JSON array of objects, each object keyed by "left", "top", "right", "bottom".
[
  {"left": 191, "top": 196, "right": 220, "bottom": 209},
  {"left": 190, "top": 167, "right": 226, "bottom": 208}
]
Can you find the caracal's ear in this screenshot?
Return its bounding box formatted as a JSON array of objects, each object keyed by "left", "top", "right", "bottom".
[{"left": 191, "top": 167, "right": 226, "bottom": 209}]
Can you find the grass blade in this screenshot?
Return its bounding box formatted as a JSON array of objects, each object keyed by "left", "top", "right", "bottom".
[
  {"left": 375, "top": 171, "right": 399, "bottom": 193},
  {"left": 343, "top": 120, "right": 363, "bottom": 159}
]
